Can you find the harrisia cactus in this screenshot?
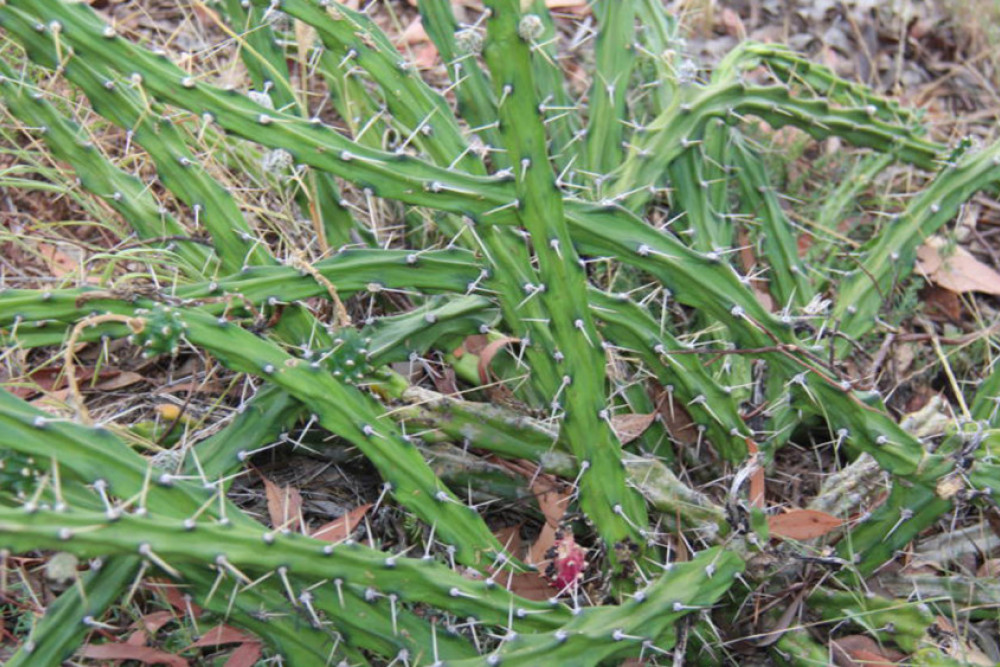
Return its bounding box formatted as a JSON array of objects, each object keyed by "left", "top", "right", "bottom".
[{"left": 2, "top": 0, "right": 999, "bottom": 663}]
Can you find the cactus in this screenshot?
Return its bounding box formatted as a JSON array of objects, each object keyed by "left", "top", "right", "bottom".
[
  {"left": 2, "top": 0, "right": 1000, "bottom": 662},
  {"left": 212, "top": 0, "right": 361, "bottom": 250},
  {"left": 4, "top": 557, "right": 144, "bottom": 666},
  {"left": 480, "top": 0, "right": 650, "bottom": 574},
  {"left": 833, "top": 141, "right": 1000, "bottom": 344},
  {"left": 583, "top": 0, "right": 636, "bottom": 176}
]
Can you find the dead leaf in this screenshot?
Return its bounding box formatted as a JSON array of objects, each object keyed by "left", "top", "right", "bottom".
[
  {"left": 186, "top": 625, "right": 262, "bottom": 667},
  {"left": 262, "top": 477, "right": 303, "bottom": 534},
  {"left": 754, "top": 587, "right": 808, "bottom": 647},
  {"left": 126, "top": 610, "right": 177, "bottom": 646},
  {"left": 146, "top": 581, "right": 203, "bottom": 622},
  {"left": 400, "top": 17, "right": 428, "bottom": 45},
  {"left": 430, "top": 363, "right": 460, "bottom": 396},
  {"left": 830, "top": 635, "right": 905, "bottom": 666},
  {"left": 610, "top": 412, "right": 656, "bottom": 445},
  {"left": 654, "top": 387, "right": 700, "bottom": 446},
  {"left": 4, "top": 384, "right": 37, "bottom": 400},
  {"left": 78, "top": 643, "right": 189, "bottom": 667},
  {"left": 921, "top": 286, "right": 963, "bottom": 321},
  {"left": 411, "top": 42, "right": 439, "bottom": 69},
  {"left": 507, "top": 571, "right": 554, "bottom": 601},
  {"left": 527, "top": 476, "right": 570, "bottom": 566},
  {"left": 36, "top": 242, "right": 81, "bottom": 278},
  {"left": 490, "top": 461, "right": 569, "bottom": 567},
  {"left": 17, "top": 366, "right": 131, "bottom": 399},
  {"left": 977, "top": 558, "right": 1000, "bottom": 577},
  {"left": 396, "top": 17, "right": 437, "bottom": 67},
  {"left": 224, "top": 641, "right": 263, "bottom": 667},
  {"left": 487, "top": 465, "right": 572, "bottom": 595},
  {"left": 493, "top": 524, "right": 523, "bottom": 556},
  {"left": 189, "top": 624, "right": 257, "bottom": 648},
  {"left": 720, "top": 8, "right": 746, "bottom": 39},
  {"left": 454, "top": 334, "right": 489, "bottom": 358},
  {"left": 768, "top": 509, "right": 843, "bottom": 541},
  {"left": 916, "top": 237, "right": 1000, "bottom": 295},
  {"left": 312, "top": 503, "right": 372, "bottom": 543},
  {"left": 477, "top": 337, "right": 521, "bottom": 385},
  {"left": 94, "top": 371, "right": 146, "bottom": 391},
  {"left": 544, "top": 0, "right": 591, "bottom": 13},
  {"left": 488, "top": 524, "right": 551, "bottom": 600},
  {"left": 745, "top": 438, "right": 766, "bottom": 509}
]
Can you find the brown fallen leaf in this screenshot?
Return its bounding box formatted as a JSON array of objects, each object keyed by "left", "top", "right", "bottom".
[
  {"left": 493, "top": 524, "right": 523, "bottom": 556},
  {"left": 36, "top": 242, "right": 82, "bottom": 278},
  {"left": 186, "top": 624, "right": 263, "bottom": 667},
  {"left": 745, "top": 438, "right": 766, "bottom": 509},
  {"left": 4, "top": 384, "right": 37, "bottom": 400},
  {"left": 454, "top": 334, "right": 489, "bottom": 358},
  {"left": 654, "top": 386, "right": 701, "bottom": 446},
  {"left": 77, "top": 643, "right": 189, "bottom": 667},
  {"left": 146, "top": 580, "right": 203, "bottom": 619},
  {"left": 977, "top": 558, "right": 1000, "bottom": 577},
  {"left": 916, "top": 236, "right": 1000, "bottom": 295},
  {"left": 920, "top": 286, "right": 963, "bottom": 321},
  {"left": 508, "top": 571, "right": 555, "bottom": 601},
  {"left": 262, "top": 477, "right": 304, "bottom": 534},
  {"left": 491, "top": 461, "right": 568, "bottom": 564},
  {"left": 12, "top": 366, "right": 134, "bottom": 400},
  {"left": 527, "top": 475, "right": 571, "bottom": 567},
  {"left": 126, "top": 610, "right": 177, "bottom": 646},
  {"left": 489, "top": 524, "right": 551, "bottom": 600},
  {"left": 430, "top": 362, "right": 460, "bottom": 396},
  {"left": 312, "top": 503, "right": 373, "bottom": 543},
  {"left": 400, "top": 17, "right": 429, "bottom": 45},
  {"left": 487, "top": 463, "right": 574, "bottom": 596},
  {"left": 754, "top": 587, "right": 808, "bottom": 647},
  {"left": 411, "top": 42, "right": 440, "bottom": 70},
  {"left": 477, "top": 336, "right": 521, "bottom": 385},
  {"left": 93, "top": 371, "right": 146, "bottom": 391},
  {"left": 610, "top": 412, "right": 656, "bottom": 445},
  {"left": 545, "top": 0, "right": 591, "bottom": 13},
  {"left": 768, "top": 509, "right": 842, "bottom": 541},
  {"left": 831, "top": 635, "right": 905, "bottom": 666},
  {"left": 188, "top": 624, "right": 258, "bottom": 648},
  {"left": 720, "top": 8, "right": 746, "bottom": 39},
  {"left": 224, "top": 640, "right": 263, "bottom": 667}
]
